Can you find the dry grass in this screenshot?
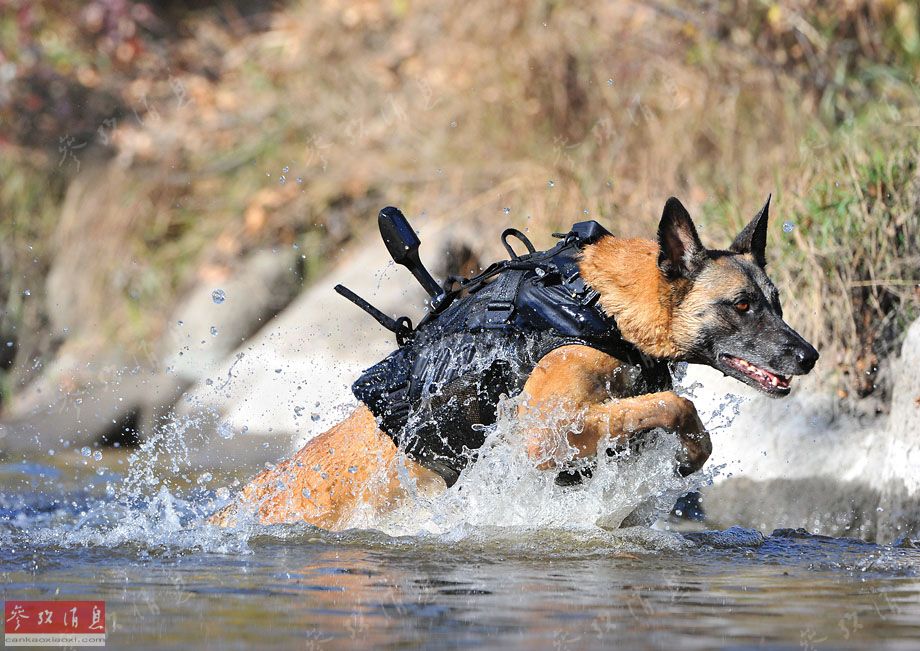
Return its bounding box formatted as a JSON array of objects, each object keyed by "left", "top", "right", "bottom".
[
  {"left": 767, "top": 109, "right": 920, "bottom": 405},
  {"left": 1, "top": 0, "right": 918, "bottom": 409}
]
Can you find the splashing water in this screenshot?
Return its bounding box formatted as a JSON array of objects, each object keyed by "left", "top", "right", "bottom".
[
  {"left": 2, "top": 403, "right": 263, "bottom": 556},
  {"left": 4, "top": 382, "right": 713, "bottom": 558},
  {"left": 350, "top": 392, "right": 713, "bottom": 537}
]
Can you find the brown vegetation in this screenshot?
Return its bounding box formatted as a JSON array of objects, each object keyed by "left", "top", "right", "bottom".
[{"left": 1, "top": 0, "right": 918, "bottom": 412}]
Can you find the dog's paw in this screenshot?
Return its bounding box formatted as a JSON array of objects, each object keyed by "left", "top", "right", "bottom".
[{"left": 676, "top": 429, "right": 712, "bottom": 477}]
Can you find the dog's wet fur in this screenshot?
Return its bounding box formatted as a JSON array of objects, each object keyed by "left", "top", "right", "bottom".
[{"left": 210, "top": 196, "right": 818, "bottom": 530}]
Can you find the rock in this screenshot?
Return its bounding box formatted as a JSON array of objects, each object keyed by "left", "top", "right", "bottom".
[
  {"left": 0, "top": 370, "right": 184, "bottom": 456},
  {"left": 682, "top": 525, "right": 765, "bottom": 548},
  {"left": 876, "top": 318, "right": 920, "bottom": 541},
  {"left": 0, "top": 246, "right": 302, "bottom": 460},
  {"left": 702, "top": 476, "right": 883, "bottom": 541},
  {"left": 877, "top": 318, "right": 920, "bottom": 494},
  {"left": 160, "top": 247, "right": 303, "bottom": 385}
]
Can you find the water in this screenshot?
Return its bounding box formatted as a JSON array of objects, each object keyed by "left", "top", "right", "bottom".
[
  {"left": 4, "top": 484, "right": 920, "bottom": 649},
  {"left": 3, "top": 405, "right": 920, "bottom": 649}
]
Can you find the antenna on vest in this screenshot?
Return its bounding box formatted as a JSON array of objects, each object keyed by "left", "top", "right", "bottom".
[
  {"left": 333, "top": 284, "right": 413, "bottom": 345},
  {"left": 378, "top": 206, "right": 447, "bottom": 310}
]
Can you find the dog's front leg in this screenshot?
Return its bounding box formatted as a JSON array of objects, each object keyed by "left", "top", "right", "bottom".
[
  {"left": 520, "top": 345, "right": 711, "bottom": 475},
  {"left": 583, "top": 393, "right": 711, "bottom": 476}
]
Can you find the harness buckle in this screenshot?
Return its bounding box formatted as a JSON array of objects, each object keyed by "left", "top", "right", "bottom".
[{"left": 485, "top": 300, "right": 515, "bottom": 325}]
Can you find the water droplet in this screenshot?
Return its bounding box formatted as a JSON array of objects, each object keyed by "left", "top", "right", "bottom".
[
  {"left": 449, "top": 120, "right": 458, "bottom": 128},
  {"left": 583, "top": 209, "right": 590, "bottom": 215},
  {"left": 5, "top": 341, "right": 12, "bottom": 348},
  {"left": 783, "top": 221, "right": 795, "bottom": 233},
  {"left": 22, "top": 289, "right": 30, "bottom": 297},
  {"left": 177, "top": 320, "right": 184, "bottom": 326},
  {"left": 606, "top": 78, "right": 614, "bottom": 86},
  {"left": 503, "top": 207, "right": 511, "bottom": 215},
  {"left": 282, "top": 166, "right": 290, "bottom": 173},
  {"left": 296, "top": 176, "right": 304, "bottom": 184},
  {"left": 197, "top": 472, "right": 212, "bottom": 484},
  {"left": 302, "top": 488, "right": 311, "bottom": 499},
  {"left": 210, "top": 326, "right": 218, "bottom": 336},
  {"left": 547, "top": 180, "right": 555, "bottom": 188},
  {"left": 348, "top": 466, "right": 358, "bottom": 474},
  {"left": 81, "top": 447, "right": 92, "bottom": 457},
  {"left": 211, "top": 289, "right": 226, "bottom": 304},
  {"left": 217, "top": 422, "right": 234, "bottom": 440},
  {"left": 311, "top": 413, "right": 321, "bottom": 422},
  {"left": 279, "top": 175, "right": 287, "bottom": 185},
  {"left": 93, "top": 450, "right": 102, "bottom": 461},
  {"left": 216, "top": 486, "right": 230, "bottom": 500}
]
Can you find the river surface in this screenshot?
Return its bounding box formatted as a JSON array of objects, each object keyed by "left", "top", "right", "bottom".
[{"left": 3, "top": 435, "right": 920, "bottom": 650}]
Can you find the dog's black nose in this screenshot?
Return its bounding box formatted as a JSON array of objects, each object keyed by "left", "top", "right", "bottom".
[{"left": 795, "top": 344, "right": 819, "bottom": 373}]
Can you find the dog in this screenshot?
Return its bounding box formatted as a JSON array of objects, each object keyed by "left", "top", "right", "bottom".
[{"left": 209, "top": 196, "right": 818, "bottom": 530}]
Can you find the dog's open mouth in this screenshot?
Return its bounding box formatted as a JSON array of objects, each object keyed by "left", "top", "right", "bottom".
[{"left": 719, "top": 354, "right": 791, "bottom": 395}]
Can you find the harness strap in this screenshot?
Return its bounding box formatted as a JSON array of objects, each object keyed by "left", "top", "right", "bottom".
[{"left": 484, "top": 269, "right": 526, "bottom": 326}]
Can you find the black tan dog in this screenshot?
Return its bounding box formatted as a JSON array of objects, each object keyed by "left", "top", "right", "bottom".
[{"left": 210, "top": 197, "right": 818, "bottom": 529}]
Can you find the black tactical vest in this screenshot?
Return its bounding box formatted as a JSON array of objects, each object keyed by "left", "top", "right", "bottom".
[{"left": 352, "top": 221, "right": 672, "bottom": 485}]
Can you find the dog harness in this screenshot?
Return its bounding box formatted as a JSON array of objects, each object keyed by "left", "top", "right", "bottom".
[{"left": 349, "top": 220, "right": 672, "bottom": 486}]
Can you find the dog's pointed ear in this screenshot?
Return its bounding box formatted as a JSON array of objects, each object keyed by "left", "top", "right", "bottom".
[
  {"left": 657, "top": 197, "right": 707, "bottom": 279},
  {"left": 730, "top": 194, "right": 771, "bottom": 267}
]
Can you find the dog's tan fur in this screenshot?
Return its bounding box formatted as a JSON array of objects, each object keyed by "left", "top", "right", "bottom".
[
  {"left": 209, "top": 406, "right": 446, "bottom": 528},
  {"left": 210, "top": 234, "right": 713, "bottom": 530}
]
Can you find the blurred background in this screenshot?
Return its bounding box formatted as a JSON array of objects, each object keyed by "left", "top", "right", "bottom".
[{"left": 1, "top": 0, "right": 919, "bottom": 539}]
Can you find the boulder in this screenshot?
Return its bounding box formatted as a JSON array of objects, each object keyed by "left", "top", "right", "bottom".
[
  {"left": 876, "top": 318, "right": 920, "bottom": 541},
  {"left": 0, "top": 247, "right": 302, "bottom": 460}
]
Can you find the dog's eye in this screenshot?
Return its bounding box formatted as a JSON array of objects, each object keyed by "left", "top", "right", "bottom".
[{"left": 734, "top": 301, "right": 750, "bottom": 313}]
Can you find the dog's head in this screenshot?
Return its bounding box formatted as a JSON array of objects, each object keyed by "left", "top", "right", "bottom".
[{"left": 658, "top": 196, "right": 819, "bottom": 396}]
